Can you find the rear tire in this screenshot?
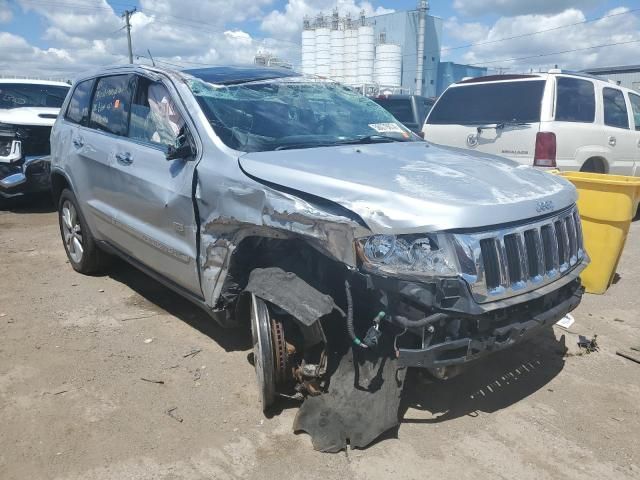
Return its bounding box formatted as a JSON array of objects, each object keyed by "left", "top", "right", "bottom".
[{"left": 58, "top": 188, "right": 109, "bottom": 274}]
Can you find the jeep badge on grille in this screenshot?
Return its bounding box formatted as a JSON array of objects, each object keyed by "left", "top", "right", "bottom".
[{"left": 536, "top": 200, "right": 555, "bottom": 213}]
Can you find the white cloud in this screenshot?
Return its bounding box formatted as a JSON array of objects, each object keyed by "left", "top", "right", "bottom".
[
  {"left": 447, "top": 7, "right": 640, "bottom": 71},
  {"left": 452, "top": 0, "right": 601, "bottom": 17},
  {"left": 261, "top": 0, "right": 395, "bottom": 40},
  {"left": 444, "top": 16, "right": 489, "bottom": 43},
  {"left": 139, "top": 0, "right": 274, "bottom": 27},
  {"left": 1, "top": 0, "right": 291, "bottom": 78},
  {"left": 18, "top": 0, "right": 121, "bottom": 38},
  {"left": 0, "top": 0, "right": 12, "bottom": 23}
]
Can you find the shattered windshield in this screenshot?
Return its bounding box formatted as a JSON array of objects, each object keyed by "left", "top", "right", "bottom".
[
  {"left": 188, "top": 77, "right": 415, "bottom": 152},
  {"left": 0, "top": 83, "right": 69, "bottom": 109}
]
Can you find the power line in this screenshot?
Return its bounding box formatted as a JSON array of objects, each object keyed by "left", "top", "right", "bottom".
[
  {"left": 467, "top": 38, "right": 640, "bottom": 67},
  {"left": 440, "top": 7, "right": 640, "bottom": 53}
]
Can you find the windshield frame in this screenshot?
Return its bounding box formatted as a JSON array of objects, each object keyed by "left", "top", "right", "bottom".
[
  {"left": 0, "top": 82, "right": 70, "bottom": 110},
  {"left": 187, "top": 76, "right": 416, "bottom": 153}
]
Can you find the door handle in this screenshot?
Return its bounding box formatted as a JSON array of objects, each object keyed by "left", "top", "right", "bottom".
[
  {"left": 115, "top": 152, "right": 133, "bottom": 165},
  {"left": 72, "top": 137, "right": 84, "bottom": 148},
  {"left": 608, "top": 136, "right": 616, "bottom": 147}
]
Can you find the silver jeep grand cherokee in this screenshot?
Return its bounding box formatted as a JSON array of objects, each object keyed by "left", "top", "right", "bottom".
[{"left": 50, "top": 65, "right": 588, "bottom": 452}]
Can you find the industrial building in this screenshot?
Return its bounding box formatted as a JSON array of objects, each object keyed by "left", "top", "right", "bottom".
[
  {"left": 436, "top": 62, "right": 487, "bottom": 96},
  {"left": 300, "top": 2, "right": 488, "bottom": 98},
  {"left": 301, "top": 1, "right": 441, "bottom": 97},
  {"left": 581, "top": 65, "right": 640, "bottom": 92}
]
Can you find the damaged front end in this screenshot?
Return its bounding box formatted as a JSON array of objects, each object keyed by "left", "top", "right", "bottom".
[
  {"left": 209, "top": 202, "right": 587, "bottom": 452},
  {"left": 0, "top": 122, "right": 52, "bottom": 198}
]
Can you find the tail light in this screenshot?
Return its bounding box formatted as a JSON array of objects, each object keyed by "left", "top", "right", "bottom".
[{"left": 534, "top": 132, "right": 556, "bottom": 167}]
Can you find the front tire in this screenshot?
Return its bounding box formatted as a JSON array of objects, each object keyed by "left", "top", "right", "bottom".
[
  {"left": 250, "top": 294, "right": 277, "bottom": 411},
  {"left": 58, "top": 188, "right": 108, "bottom": 274}
]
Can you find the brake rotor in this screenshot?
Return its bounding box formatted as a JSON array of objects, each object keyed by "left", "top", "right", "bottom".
[{"left": 271, "top": 317, "right": 289, "bottom": 384}]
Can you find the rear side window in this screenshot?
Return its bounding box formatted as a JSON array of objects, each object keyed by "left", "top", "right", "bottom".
[
  {"left": 603, "top": 87, "right": 629, "bottom": 129},
  {"left": 89, "top": 75, "right": 134, "bottom": 136},
  {"left": 427, "top": 80, "right": 546, "bottom": 125},
  {"left": 628, "top": 93, "right": 640, "bottom": 131},
  {"left": 555, "top": 77, "right": 595, "bottom": 123},
  {"left": 65, "top": 79, "right": 94, "bottom": 125}
]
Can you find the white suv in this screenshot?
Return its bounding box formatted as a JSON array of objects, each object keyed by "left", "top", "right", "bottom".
[{"left": 423, "top": 70, "right": 640, "bottom": 175}]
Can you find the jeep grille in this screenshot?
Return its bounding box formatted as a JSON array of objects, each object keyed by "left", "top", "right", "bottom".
[{"left": 452, "top": 206, "right": 586, "bottom": 303}]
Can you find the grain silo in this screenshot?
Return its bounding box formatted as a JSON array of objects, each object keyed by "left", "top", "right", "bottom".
[
  {"left": 329, "top": 11, "right": 344, "bottom": 83},
  {"left": 343, "top": 20, "right": 359, "bottom": 85},
  {"left": 374, "top": 35, "right": 402, "bottom": 87},
  {"left": 301, "top": 17, "right": 316, "bottom": 75},
  {"left": 314, "top": 19, "right": 331, "bottom": 78},
  {"left": 357, "top": 13, "right": 375, "bottom": 84}
]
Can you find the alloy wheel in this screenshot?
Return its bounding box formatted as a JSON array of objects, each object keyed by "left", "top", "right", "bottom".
[{"left": 61, "top": 200, "right": 84, "bottom": 264}]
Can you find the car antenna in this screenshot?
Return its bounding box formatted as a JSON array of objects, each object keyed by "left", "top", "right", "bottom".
[{"left": 147, "top": 49, "right": 156, "bottom": 67}]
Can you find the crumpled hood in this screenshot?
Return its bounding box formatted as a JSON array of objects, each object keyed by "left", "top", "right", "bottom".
[
  {"left": 0, "top": 107, "right": 60, "bottom": 127},
  {"left": 239, "top": 142, "right": 577, "bottom": 234}
]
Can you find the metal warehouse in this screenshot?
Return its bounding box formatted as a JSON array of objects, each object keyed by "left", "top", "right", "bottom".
[{"left": 582, "top": 64, "right": 640, "bottom": 92}]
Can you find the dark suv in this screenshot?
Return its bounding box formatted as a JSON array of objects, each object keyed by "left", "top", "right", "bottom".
[{"left": 372, "top": 94, "right": 435, "bottom": 134}]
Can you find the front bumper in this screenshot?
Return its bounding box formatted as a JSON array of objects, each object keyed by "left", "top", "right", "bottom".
[
  {"left": 363, "top": 254, "right": 587, "bottom": 371},
  {"left": 0, "top": 155, "right": 51, "bottom": 198},
  {"left": 397, "top": 278, "right": 582, "bottom": 368}
]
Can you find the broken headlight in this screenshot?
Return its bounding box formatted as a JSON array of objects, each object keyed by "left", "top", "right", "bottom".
[{"left": 357, "top": 233, "right": 458, "bottom": 278}]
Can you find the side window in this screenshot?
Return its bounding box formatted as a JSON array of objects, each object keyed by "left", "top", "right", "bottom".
[
  {"left": 89, "top": 75, "right": 133, "bottom": 136},
  {"left": 129, "top": 77, "right": 185, "bottom": 148},
  {"left": 628, "top": 93, "right": 640, "bottom": 131},
  {"left": 555, "top": 77, "right": 595, "bottom": 123},
  {"left": 603, "top": 87, "right": 629, "bottom": 129},
  {"left": 65, "top": 79, "right": 94, "bottom": 125}
]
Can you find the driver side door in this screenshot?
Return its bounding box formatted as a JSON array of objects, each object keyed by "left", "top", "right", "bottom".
[{"left": 107, "top": 74, "right": 201, "bottom": 295}]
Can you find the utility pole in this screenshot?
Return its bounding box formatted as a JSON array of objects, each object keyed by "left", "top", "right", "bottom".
[{"left": 122, "top": 8, "right": 136, "bottom": 64}]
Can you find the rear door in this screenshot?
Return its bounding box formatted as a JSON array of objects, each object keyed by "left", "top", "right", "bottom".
[
  {"left": 601, "top": 86, "right": 636, "bottom": 175},
  {"left": 548, "top": 76, "right": 601, "bottom": 172},
  {"left": 58, "top": 76, "right": 131, "bottom": 240},
  {"left": 626, "top": 91, "right": 640, "bottom": 176},
  {"left": 423, "top": 78, "right": 546, "bottom": 164},
  {"left": 106, "top": 75, "right": 201, "bottom": 293}
]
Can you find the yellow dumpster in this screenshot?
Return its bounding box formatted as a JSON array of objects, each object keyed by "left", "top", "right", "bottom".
[{"left": 557, "top": 171, "right": 640, "bottom": 294}]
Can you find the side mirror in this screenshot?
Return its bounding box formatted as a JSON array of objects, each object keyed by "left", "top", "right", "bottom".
[{"left": 166, "top": 132, "right": 195, "bottom": 161}]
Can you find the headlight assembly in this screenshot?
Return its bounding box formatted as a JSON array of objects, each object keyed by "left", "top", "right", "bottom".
[{"left": 357, "top": 232, "right": 458, "bottom": 278}]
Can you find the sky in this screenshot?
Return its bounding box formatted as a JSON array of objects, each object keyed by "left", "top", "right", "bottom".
[{"left": 0, "top": 0, "right": 638, "bottom": 79}]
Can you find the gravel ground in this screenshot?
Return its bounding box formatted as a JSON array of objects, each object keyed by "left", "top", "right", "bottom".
[{"left": 1, "top": 197, "right": 639, "bottom": 480}]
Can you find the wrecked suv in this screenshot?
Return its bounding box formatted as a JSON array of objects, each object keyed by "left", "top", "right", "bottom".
[
  {"left": 1, "top": 79, "right": 70, "bottom": 199},
  {"left": 50, "top": 65, "right": 588, "bottom": 452}
]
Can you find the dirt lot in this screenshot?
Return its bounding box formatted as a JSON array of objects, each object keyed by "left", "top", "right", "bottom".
[{"left": 1, "top": 197, "right": 639, "bottom": 480}]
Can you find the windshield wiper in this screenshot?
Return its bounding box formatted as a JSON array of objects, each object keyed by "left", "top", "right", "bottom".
[
  {"left": 273, "top": 135, "right": 407, "bottom": 151},
  {"left": 334, "top": 135, "right": 408, "bottom": 145},
  {"left": 274, "top": 143, "right": 334, "bottom": 151}
]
